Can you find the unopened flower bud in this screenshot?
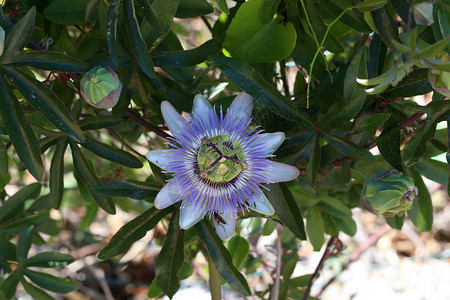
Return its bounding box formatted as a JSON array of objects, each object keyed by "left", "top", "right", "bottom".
[
  {"left": 361, "top": 171, "right": 417, "bottom": 216},
  {"left": 80, "top": 66, "right": 122, "bottom": 109},
  {"left": 413, "top": 2, "right": 434, "bottom": 26}
]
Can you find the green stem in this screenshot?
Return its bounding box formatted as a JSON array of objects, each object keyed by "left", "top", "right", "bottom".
[
  {"left": 209, "top": 257, "right": 222, "bottom": 300},
  {"left": 306, "top": 7, "right": 350, "bottom": 108}
]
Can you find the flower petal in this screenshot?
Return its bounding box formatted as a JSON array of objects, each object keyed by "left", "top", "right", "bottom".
[
  {"left": 254, "top": 132, "right": 285, "bottom": 154},
  {"left": 228, "top": 92, "right": 253, "bottom": 124},
  {"left": 192, "top": 94, "right": 214, "bottom": 120},
  {"left": 161, "top": 101, "right": 188, "bottom": 140},
  {"left": 154, "top": 179, "right": 183, "bottom": 209},
  {"left": 249, "top": 193, "right": 274, "bottom": 215},
  {"left": 179, "top": 203, "right": 207, "bottom": 229},
  {"left": 213, "top": 209, "right": 236, "bottom": 241},
  {"left": 146, "top": 149, "right": 172, "bottom": 170},
  {"left": 266, "top": 161, "right": 300, "bottom": 182}
]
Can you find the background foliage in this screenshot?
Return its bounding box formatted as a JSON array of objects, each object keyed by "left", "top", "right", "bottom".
[{"left": 0, "top": 0, "right": 449, "bottom": 299}]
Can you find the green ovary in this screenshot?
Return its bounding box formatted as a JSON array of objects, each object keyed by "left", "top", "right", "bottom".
[{"left": 197, "top": 134, "right": 246, "bottom": 183}]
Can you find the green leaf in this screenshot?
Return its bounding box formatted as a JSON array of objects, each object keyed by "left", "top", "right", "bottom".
[
  {"left": 0, "top": 270, "right": 21, "bottom": 299},
  {"left": 124, "top": 0, "right": 155, "bottom": 78},
  {"left": 414, "top": 159, "right": 449, "bottom": 185},
  {"left": 6, "top": 51, "right": 89, "bottom": 72},
  {"left": 306, "top": 133, "right": 321, "bottom": 187},
  {"left": 2, "top": 67, "right": 85, "bottom": 143},
  {"left": 260, "top": 0, "right": 281, "bottom": 23},
  {"left": 266, "top": 183, "right": 306, "bottom": 240},
  {"left": 262, "top": 218, "right": 277, "bottom": 236},
  {"left": 78, "top": 115, "right": 123, "bottom": 130},
  {"left": 136, "top": 0, "right": 164, "bottom": 32},
  {"left": 0, "top": 183, "right": 41, "bottom": 224},
  {"left": 306, "top": 206, "right": 324, "bottom": 251},
  {"left": 227, "top": 236, "right": 250, "bottom": 269},
  {"left": 376, "top": 115, "right": 404, "bottom": 172},
  {"left": 17, "top": 224, "right": 34, "bottom": 263},
  {"left": 322, "top": 133, "right": 375, "bottom": 161},
  {"left": 176, "top": 0, "right": 214, "bottom": 18},
  {"left": 224, "top": 0, "right": 296, "bottom": 63},
  {"left": 323, "top": 47, "right": 368, "bottom": 129},
  {"left": 194, "top": 221, "right": 251, "bottom": 296},
  {"left": 0, "top": 214, "right": 48, "bottom": 234},
  {"left": 335, "top": 217, "right": 357, "bottom": 236},
  {"left": 155, "top": 210, "right": 185, "bottom": 298},
  {"left": 354, "top": 113, "right": 391, "bottom": 133},
  {"left": 81, "top": 137, "right": 143, "bottom": 168},
  {"left": 70, "top": 142, "right": 116, "bottom": 214},
  {"left": 317, "top": 0, "right": 371, "bottom": 33},
  {"left": 1, "top": 7, "right": 35, "bottom": 62},
  {"left": 50, "top": 138, "right": 67, "bottom": 209},
  {"left": 91, "top": 179, "right": 160, "bottom": 200},
  {"left": 385, "top": 214, "right": 404, "bottom": 229},
  {"left": 106, "top": 0, "right": 120, "bottom": 64},
  {"left": 355, "top": 0, "right": 388, "bottom": 12},
  {"left": 21, "top": 278, "right": 55, "bottom": 300},
  {"left": 98, "top": 206, "right": 172, "bottom": 259},
  {"left": 408, "top": 166, "right": 433, "bottom": 231},
  {"left": 370, "top": 6, "right": 400, "bottom": 51},
  {"left": 318, "top": 196, "right": 352, "bottom": 219},
  {"left": 147, "top": 280, "right": 163, "bottom": 298},
  {"left": 43, "top": 0, "right": 89, "bottom": 25},
  {"left": 382, "top": 69, "right": 433, "bottom": 98},
  {"left": 210, "top": 55, "right": 315, "bottom": 129},
  {"left": 214, "top": 0, "right": 229, "bottom": 14},
  {"left": 153, "top": 35, "right": 224, "bottom": 68},
  {"left": 0, "top": 76, "right": 43, "bottom": 180},
  {"left": 418, "top": 36, "right": 450, "bottom": 57},
  {"left": 24, "top": 252, "right": 75, "bottom": 268},
  {"left": 23, "top": 269, "right": 80, "bottom": 293}
]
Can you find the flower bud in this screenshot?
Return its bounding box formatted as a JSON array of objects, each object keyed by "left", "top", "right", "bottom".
[
  {"left": 413, "top": 2, "right": 434, "bottom": 26},
  {"left": 80, "top": 66, "right": 122, "bottom": 109},
  {"left": 361, "top": 172, "right": 417, "bottom": 216}
]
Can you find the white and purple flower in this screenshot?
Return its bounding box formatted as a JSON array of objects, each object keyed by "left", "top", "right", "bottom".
[{"left": 146, "top": 93, "right": 299, "bottom": 240}]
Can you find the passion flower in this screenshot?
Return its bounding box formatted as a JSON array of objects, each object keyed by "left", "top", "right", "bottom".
[
  {"left": 146, "top": 93, "right": 299, "bottom": 240},
  {"left": 80, "top": 66, "right": 122, "bottom": 109}
]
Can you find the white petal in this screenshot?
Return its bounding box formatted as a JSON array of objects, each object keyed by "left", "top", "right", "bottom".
[
  {"left": 160, "top": 101, "right": 188, "bottom": 139},
  {"left": 213, "top": 209, "right": 236, "bottom": 241},
  {"left": 154, "top": 179, "right": 183, "bottom": 209},
  {"left": 266, "top": 161, "right": 300, "bottom": 182},
  {"left": 250, "top": 193, "right": 275, "bottom": 215},
  {"left": 146, "top": 150, "right": 172, "bottom": 170},
  {"left": 228, "top": 92, "right": 253, "bottom": 123},
  {"left": 192, "top": 94, "right": 214, "bottom": 120},
  {"left": 255, "top": 132, "right": 285, "bottom": 154},
  {"left": 179, "top": 203, "right": 207, "bottom": 229}
]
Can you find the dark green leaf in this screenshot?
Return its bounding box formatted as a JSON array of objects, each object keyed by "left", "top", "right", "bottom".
[
  {"left": 408, "top": 166, "right": 433, "bottom": 231},
  {"left": 81, "top": 137, "right": 143, "bottom": 168},
  {"left": 355, "top": 0, "right": 388, "bottom": 12},
  {"left": 6, "top": 51, "right": 89, "bottom": 72},
  {"left": 50, "top": 138, "right": 67, "bottom": 209},
  {"left": 136, "top": 0, "right": 164, "bottom": 32},
  {"left": 376, "top": 115, "right": 404, "bottom": 171},
  {"left": 155, "top": 210, "right": 185, "bottom": 298},
  {"left": 0, "top": 214, "right": 48, "bottom": 234},
  {"left": 382, "top": 69, "right": 433, "bottom": 98},
  {"left": 214, "top": 0, "right": 229, "bottom": 14},
  {"left": 98, "top": 206, "right": 172, "bottom": 259},
  {"left": 322, "top": 133, "right": 375, "bottom": 161},
  {"left": 70, "top": 142, "right": 116, "bottom": 214},
  {"left": 0, "top": 182, "right": 41, "bottom": 223},
  {"left": 0, "top": 77, "right": 43, "bottom": 180},
  {"left": 24, "top": 252, "right": 75, "bottom": 268},
  {"left": 0, "top": 270, "right": 21, "bottom": 299},
  {"left": 1, "top": 7, "right": 35, "bottom": 61},
  {"left": 306, "top": 206, "right": 324, "bottom": 251},
  {"left": 260, "top": 0, "right": 281, "bottom": 23},
  {"left": 2, "top": 67, "right": 85, "bottom": 143},
  {"left": 385, "top": 214, "right": 404, "bottom": 229},
  {"left": 306, "top": 133, "right": 321, "bottom": 186},
  {"left": 335, "top": 217, "right": 357, "bottom": 236},
  {"left": 124, "top": 0, "right": 155, "bottom": 78},
  {"left": 370, "top": 6, "right": 400, "bottom": 51},
  {"left": 79, "top": 115, "right": 123, "bottom": 130},
  {"left": 210, "top": 55, "right": 315, "bottom": 129},
  {"left": 176, "top": 0, "right": 214, "bottom": 18},
  {"left": 21, "top": 279, "right": 55, "bottom": 300},
  {"left": 17, "top": 224, "right": 33, "bottom": 263},
  {"left": 147, "top": 280, "right": 163, "bottom": 298},
  {"left": 316, "top": 0, "right": 371, "bottom": 33},
  {"left": 194, "top": 220, "right": 251, "bottom": 296},
  {"left": 43, "top": 0, "right": 89, "bottom": 25},
  {"left": 318, "top": 196, "right": 352, "bottom": 219},
  {"left": 91, "top": 179, "right": 160, "bottom": 200},
  {"left": 354, "top": 113, "right": 391, "bottom": 133},
  {"left": 322, "top": 160, "right": 351, "bottom": 186},
  {"left": 266, "top": 183, "right": 306, "bottom": 240},
  {"left": 106, "top": 0, "right": 120, "bottom": 64},
  {"left": 227, "top": 236, "right": 249, "bottom": 269},
  {"left": 23, "top": 269, "right": 80, "bottom": 293}
]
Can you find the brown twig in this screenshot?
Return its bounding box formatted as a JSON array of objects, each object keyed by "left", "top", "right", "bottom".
[
  {"left": 399, "top": 112, "right": 425, "bottom": 130},
  {"left": 107, "top": 127, "right": 147, "bottom": 159},
  {"left": 124, "top": 110, "right": 171, "bottom": 140}
]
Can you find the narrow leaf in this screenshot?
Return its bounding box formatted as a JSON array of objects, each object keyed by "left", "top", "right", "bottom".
[
  {"left": 50, "top": 138, "right": 67, "bottom": 209},
  {"left": 376, "top": 115, "right": 404, "bottom": 171},
  {"left": 307, "top": 133, "right": 320, "bottom": 187},
  {"left": 408, "top": 166, "right": 433, "bottom": 231},
  {"left": 0, "top": 270, "right": 21, "bottom": 299},
  {"left": 23, "top": 269, "right": 80, "bottom": 293},
  {"left": 78, "top": 115, "right": 123, "bottom": 130},
  {"left": 91, "top": 179, "right": 160, "bottom": 200},
  {"left": 370, "top": 6, "right": 400, "bottom": 51},
  {"left": 24, "top": 252, "right": 75, "bottom": 268},
  {"left": 0, "top": 184, "right": 41, "bottom": 224},
  {"left": 306, "top": 206, "right": 324, "bottom": 251},
  {"left": 0, "top": 77, "right": 43, "bottom": 180},
  {"left": 354, "top": 113, "right": 391, "bottom": 133},
  {"left": 106, "top": 0, "right": 120, "bottom": 64},
  {"left": 155, "top": 210, "right": 185, "bottom": 298},
  {"left": 355, "top": 0, "right": 388, "bottom": 12},
  {"left": 21, "top": 279, "right": 55, "bottom": 300},
  {"left": 6, "top": 51, "right": 90, "bottom": 72},
  {"left": 194, "top": 221, "right": 251, "bottom": 296},
  {"left": 3, "top": 67, "right": 85, "bottom": 142},
  {"left": 98, "top": 206, "right": 172, "bottom": 259},
  {"left": 17, "top": 224, "right": 34, "bottom": 263},
  {"left": 322, "top": 133, "right": 375, "bottom": 161}
]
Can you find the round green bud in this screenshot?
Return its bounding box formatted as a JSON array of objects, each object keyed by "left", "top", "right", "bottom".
[
  {"left": 361, "top": 171, "right": 417, "bottom": 216},
  {"left": 80, "top": 66, "right": 122, "bottom": 109}
]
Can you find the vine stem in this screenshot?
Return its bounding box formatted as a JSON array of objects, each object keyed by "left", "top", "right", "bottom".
[
  {"left": 208, "top": 257, "right": 222, "bottom": 300},
  {"left": 107, "top": 127, "right": 147, "bottom": 159},
  {"left": 124, "top": 110, "right": 171, "bottom": 139},
  {"left": 305, "top": 7, "right": 350, "bottom": 108}
]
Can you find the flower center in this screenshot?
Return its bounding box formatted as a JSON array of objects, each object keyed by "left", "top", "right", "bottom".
[{"left": 197, "top": 134, "right": 248, "bottom": 183}]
